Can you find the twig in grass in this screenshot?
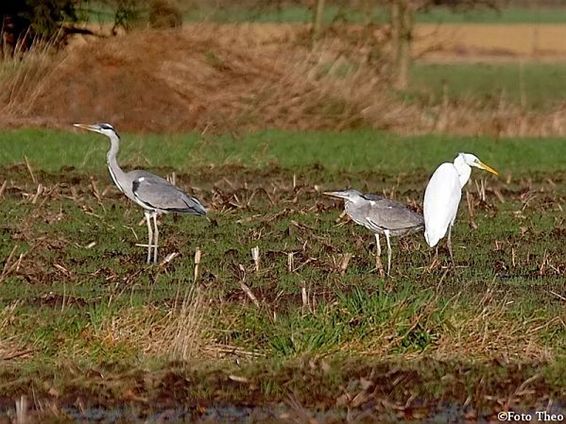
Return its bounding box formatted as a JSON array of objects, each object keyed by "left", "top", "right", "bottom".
[
  {"left": 292, "top": 257, "right": 316, "bottom": 273},
  {"left": 228, "top": 375, "right": 249, "bottom": 383},
  {"left": 465, "top": 190, "right": 477, "bottom": 229},
  {"left": 166, "top": 172, "right": 176, "bottom": 186},
  {"left": 336, "top": 210, "right": 347, "bottom": 223},
  {"left": 0, "top": 181, "right": 7, "bottom": 199},
  {"left": 31, "top": 183, "right": 43, "bottom": 204},
  {"left": 194, "top": 248, "right": 201, "bottom": 282},
  {"left": 301, "top": 283, "right": 309, "bottom": 313},
  {"left": 15, "top": 395, "right": 28, "bottom": 424},
  {"left": 538, "top": 249, "right": 548, "bottom": 275},
  {"left": 287, "top": 252, "right": 294, "bottom": 272},
  {"left": 203, "top": 343, "right": 265, "bottom": 358},
  {"left": 160, "top": 252, "right": 179, "bottom": 266},
  {"left": 339, "top": 253, "right": 352, "bottom": 275},
  {"left": 251, "top": 246, "right": 260, "bottom": 272},
  {"left": 2, "top": 349, "right": 36, "bottom": 361},
  {"left": 23, "top": 155, "right": 36, "bottom": 184},
  {"left": 548, "top": 290, "right": 566, "bottom": 302},
  {"left": 89, "top": 179, "right": 105, "bottom": 210},
  {"left": 239, "top": 280, "right": 260, "bottom": 308},
  {"left": 0, "top": 245, "right": 26, "bottom": 283},
  {"left": 508, "top": 374, "right": 541, "bottom": 405}
]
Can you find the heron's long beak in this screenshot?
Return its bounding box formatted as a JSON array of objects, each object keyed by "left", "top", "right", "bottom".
[
  {"left": 478, "top": 161, "right": 499, "bottom": 176},
  {"left": 73, "top": 123, "right": 99, "bottom": 132},
  {"left": 323, "top": 191, "right": 349, "bottom": 200}
]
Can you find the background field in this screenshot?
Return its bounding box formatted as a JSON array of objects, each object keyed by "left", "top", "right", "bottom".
[{"left": 0, "top": 129, "right": 564, "bottom": 421}]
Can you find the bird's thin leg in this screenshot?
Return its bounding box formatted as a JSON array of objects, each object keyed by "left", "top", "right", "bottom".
[
  {"left": 385, "top": 230, "right": 392, "bottom": 276},
  {"left": 152, "top": 212, "right": 159, "bottom": 264},
  {"left": 145, "top": 211, "right": 153, "bottom": 264},
  {"left": 374, "top": 233, "right": 384, "bottom": 277},
  {"left": 447, "top": 224, "right": 454, "bottom": 264},
  {"left": 428, "top": 245, "right": 439, "bottom": 272}
]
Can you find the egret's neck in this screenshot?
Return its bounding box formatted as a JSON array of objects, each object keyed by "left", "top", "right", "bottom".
[
  {"left": 106, "top": 133, "right": 127, "bottom": 192},
  {"left": 453, "top": 155, "right": 472, "bottom": 188}
]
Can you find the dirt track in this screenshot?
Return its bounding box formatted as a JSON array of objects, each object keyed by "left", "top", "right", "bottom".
[{"left": 415, "top": 23, "right": 566, "bottom": 62}]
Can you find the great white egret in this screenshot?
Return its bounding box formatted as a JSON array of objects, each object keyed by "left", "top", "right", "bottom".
[{"left": 423, "top": 153, "right": 498, "bottom": 259}]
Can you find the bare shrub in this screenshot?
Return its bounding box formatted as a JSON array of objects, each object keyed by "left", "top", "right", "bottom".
[
  {"left": 0, "top": 24, "right": 565, "bottom": 136},
  {"left": 0, "top": 37, "right": 66, "bottom": 122},
  {"left": 149, "top": 0, "right": 183, "bottom": 29}
]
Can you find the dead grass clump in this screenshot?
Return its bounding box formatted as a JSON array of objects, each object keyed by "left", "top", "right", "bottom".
[
  {"left": 435, "top": 290, "right": 556, "bottom": 361},
  {"left": 0, "top": 302, "right": 33, "bottom": 361},
  {"left": 1, "top": 23, "right": 566, "bottom": 136},
  {"left": 352, "top": 289, "right": 557, "bottom": 362},
  {"left": 0, "top": 38, "right": 66, "bottom": 125},
  {"left": 0, "top": 25, "right": 404, "bottom": 133},
  {"left": 424, "top": 95, "right": 566, "bottom": 137},
  {"left": 94, "top": 286, "right": 209, "bottom": 361}
]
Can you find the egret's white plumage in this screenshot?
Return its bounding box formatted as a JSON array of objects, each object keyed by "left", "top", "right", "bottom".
[{"left": 423, "top": 153, "right": 498, "bottom": 256}]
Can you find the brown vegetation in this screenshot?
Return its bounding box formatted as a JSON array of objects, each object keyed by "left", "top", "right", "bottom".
[{"left": 1, "top": 23, "right": 566, "bottom": 136}]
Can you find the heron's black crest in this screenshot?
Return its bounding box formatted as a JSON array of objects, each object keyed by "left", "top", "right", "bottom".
[{"left": 97, "top": 123, "right": 120, "bottom": 138}]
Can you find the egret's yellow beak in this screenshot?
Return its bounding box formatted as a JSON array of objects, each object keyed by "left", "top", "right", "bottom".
[
  {"left": 73, "top": 123, "right": 98, "bottom": 132},
  {"left": 478, "top": 161, "right": 499, "bottom": 176}
]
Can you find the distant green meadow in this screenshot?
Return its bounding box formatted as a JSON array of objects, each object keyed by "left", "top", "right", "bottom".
[
  {"left": 410, "top": 62, "right": 566, "bottom": 109},
  {"left": 0, "top": 129, "right": 564, "bottom": 174}
]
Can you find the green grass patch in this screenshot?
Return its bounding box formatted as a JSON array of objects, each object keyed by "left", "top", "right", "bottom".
[
  {"left": 410, "top": 62, "right": 566, "bottom": 109},
  {"left": 0, "top": 129, "right": 563, "bottom": 416},
  {"left": 0, "top": 129, "right": 565, "bottom": 174}
]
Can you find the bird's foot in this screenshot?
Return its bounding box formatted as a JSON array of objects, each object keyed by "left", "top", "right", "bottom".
[
  {"left": 374, "top": 256, "right": 385, "bottom": 277},
  {"left": 428, "top": 256, "right": 440, "bottom": 272}
]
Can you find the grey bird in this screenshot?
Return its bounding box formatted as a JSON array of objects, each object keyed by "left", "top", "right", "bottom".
[
  {"left": 74, "top": 123, "right": 207, "bottom": 264},
  {"left": 324, "top": 189, "right": 424, "bottom": 275}
]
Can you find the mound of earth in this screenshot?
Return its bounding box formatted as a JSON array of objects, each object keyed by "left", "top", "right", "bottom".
[{"left": 17, "top": 25, "right": 397, "bottom": 133}]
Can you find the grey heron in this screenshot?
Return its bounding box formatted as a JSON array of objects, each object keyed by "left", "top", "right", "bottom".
[
  {"left": 423, "top": 153, "right": 498, "bottom": 261},
  {"left": 324, "top": 189, "right": 424, "bottom": 276},
  {"left": 74, "top": 123, "right": 207, "bottom": 264}
]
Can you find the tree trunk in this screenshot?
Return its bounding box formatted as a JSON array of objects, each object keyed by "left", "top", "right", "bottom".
[
  {"left": 391, "top": 0, "right": 413, "bottom": 90},
  {"left": 313, "top": 0, "right": 326, "bottom": 40},
  {"left": 390, "top": 1, "right": 401, "bottom": 67}
]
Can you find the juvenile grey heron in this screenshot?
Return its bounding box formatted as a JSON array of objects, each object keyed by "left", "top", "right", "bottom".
[
  {"left": 423, "top": 153, "right": 498, "bottom": 261},
  {"left": 74, "top": 123, "right": 207, "bottom": 264},
  {"left": 324, "top": 189, "right": 424, "bottom": 276}
]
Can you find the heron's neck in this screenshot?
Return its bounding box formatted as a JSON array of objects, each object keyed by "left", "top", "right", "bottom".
[
  {"left": 106, "top": 134, "right": 127, "bottom": 192},
  {"left": 453, "top": 155, "right": 472, "bottom": 188}
]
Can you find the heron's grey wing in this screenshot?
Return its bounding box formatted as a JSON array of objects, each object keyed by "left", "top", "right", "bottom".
[
  {"left": 365, "top": 199, "right": 423, "bottom": 234},
  {"left": 131, "top": 173, "right": 207, "bottom": 215}
]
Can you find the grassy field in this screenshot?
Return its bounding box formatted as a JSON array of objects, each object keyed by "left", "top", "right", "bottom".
[
  {"left": 0, "top": 129, "right": 564, "bottom": 421},
  {"left": 410, "top": 62, "right": 566, "bottom": 109}
]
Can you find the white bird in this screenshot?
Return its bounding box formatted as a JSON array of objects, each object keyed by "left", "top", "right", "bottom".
[{"left": 423, "top": 153, "right": 498, "bottom": 259}]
